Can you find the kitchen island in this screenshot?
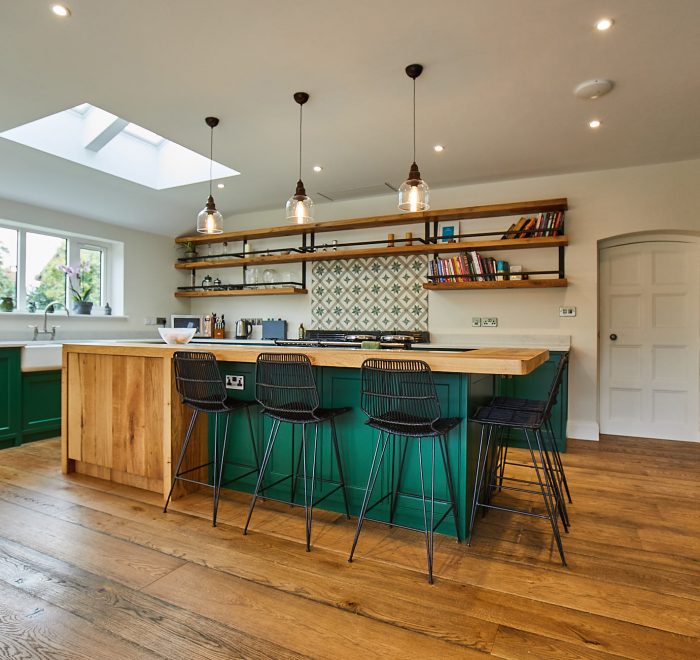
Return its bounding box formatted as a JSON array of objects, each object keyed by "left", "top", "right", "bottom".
[{"left": 61, "top": 341, "right": 548, "bottom": 538}]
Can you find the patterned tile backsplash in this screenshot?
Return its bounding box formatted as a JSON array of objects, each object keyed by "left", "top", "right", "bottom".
[{"left": 311, "top": 256, "right": 429, "bottom": 330}]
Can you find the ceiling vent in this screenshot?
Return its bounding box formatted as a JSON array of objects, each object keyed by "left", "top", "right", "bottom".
[{"left": 315, "top": 182, "right": 398, "bottom": 202}]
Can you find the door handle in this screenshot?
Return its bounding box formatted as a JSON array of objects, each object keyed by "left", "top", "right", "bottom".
[{"left": 610, "top": 333, "right": 618, "bottom": 341}]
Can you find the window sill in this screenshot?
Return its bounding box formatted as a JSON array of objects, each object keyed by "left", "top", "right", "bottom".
[{"left": 0, "top": 311, "right": 129, "bottom": 320}]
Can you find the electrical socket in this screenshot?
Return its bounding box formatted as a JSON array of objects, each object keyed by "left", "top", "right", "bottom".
[
  {"left": 559, "top": 306, "right": 577, "bottom": 317},
  {"left": 471, "top": 317, "right": 482, "bottom": 327},
  {"left": 143, "top": 317, "right": 158, "bottom": 325},
  {"left": 482, "top": 317, "right": 498, "bottom": 327},
  {"left": 225, "top": 375, "right": 245, "bottom": 390}
]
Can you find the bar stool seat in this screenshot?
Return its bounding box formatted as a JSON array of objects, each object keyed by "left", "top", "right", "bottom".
[{"left": 163, "top": 351, "right": 259, "bottom": 527}]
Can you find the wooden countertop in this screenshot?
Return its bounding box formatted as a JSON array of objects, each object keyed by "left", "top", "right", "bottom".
[{"left": 62, "top": 342, "right": 548, "bottom": 375}]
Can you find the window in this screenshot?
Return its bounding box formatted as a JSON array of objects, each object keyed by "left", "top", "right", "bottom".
[
  {"left": 0, "top": 227, "right": 18, "bottom": 301},
  {"left": 0, "top": 223, "right": 113, "bottom": 314}
]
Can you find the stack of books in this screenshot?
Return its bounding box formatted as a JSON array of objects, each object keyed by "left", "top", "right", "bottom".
[
  {"left": 428, "top": 252, "right": 509, "bottom": 283},
  {"left": 502, "top": 212, "right": 564, "bottom": 239}
]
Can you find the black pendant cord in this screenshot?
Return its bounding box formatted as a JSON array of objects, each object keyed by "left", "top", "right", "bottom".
[
  {"left": 209, "top": 127, "right": 214, "bottom": 198},
  {"left": 412, "top": 77, "right": 416, "bottom": 164},
  {"left": 298, "top": 103, "right": 303, "bottom": 182}
]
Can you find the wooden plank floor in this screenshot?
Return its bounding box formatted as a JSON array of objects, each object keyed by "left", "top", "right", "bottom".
[{"left": 0, "top": 437, "right": 698, "bottom": 659}]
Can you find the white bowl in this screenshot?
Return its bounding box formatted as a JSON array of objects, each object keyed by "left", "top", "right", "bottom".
[{"left": 158, "top": 327, "right": 196, "bottom": 345}]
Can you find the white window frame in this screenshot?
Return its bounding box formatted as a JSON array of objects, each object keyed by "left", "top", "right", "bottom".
[{"left": 0, "top": 222, "right": 113, "bottom": 314}]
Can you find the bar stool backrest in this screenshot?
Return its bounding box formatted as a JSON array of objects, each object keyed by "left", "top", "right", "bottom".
[
  {"left": 361, "top": 358, "right": 441, "bottom": 428},
  {"left": 255, "top": 353, "right": 320, "bottom": 414},
  {"left": 543, "top": 352, "right": 570, "bottom": 417},
  {"left": 173, "top": 351, "right": 227, "bottom": 406}
]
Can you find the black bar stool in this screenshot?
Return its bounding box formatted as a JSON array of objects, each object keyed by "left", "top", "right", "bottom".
[
  {"left": 491, "top": 352, "right": 572, "bottom": 511},
  {"left": 348, "top": 358, "right": 462, "bottom": 584},
  {"left": 468, "top": 353, "right": 570, "bottom": 565},
  {"left": 243, "top": 353, "right": 350, "bottom": 551},
  {"left": 163, "top": 351, "right": 258, "bottom": 527}
]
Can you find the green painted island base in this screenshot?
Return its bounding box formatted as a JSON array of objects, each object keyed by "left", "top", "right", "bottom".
[{"left": 213, "top": 363, "right": 495, "bottom": 540}]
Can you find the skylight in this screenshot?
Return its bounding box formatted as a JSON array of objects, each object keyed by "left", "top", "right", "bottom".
[{"left": 0, "top": 103, "right": 240, "bottom": 190}]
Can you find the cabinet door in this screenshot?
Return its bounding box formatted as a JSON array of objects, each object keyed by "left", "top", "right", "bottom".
[
  {"left": 0, "top": 348, "right": 21, "bottom": 448},
  {"left": 498, "top": 352, "right": 568, "bottom": 451},
  {"left": 21, "top": 370, "right": 62, "bottom": 441}
]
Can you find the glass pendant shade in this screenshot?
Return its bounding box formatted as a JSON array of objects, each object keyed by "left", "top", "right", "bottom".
[
  {"left": 286, "top": 180, "right": 314, "bottom": 224},
  {"left": 398, "top": 162, "right": 430, "bottom": 212},
  {"left": 197, "top": 195, "right": 223, "bottom": 234}
]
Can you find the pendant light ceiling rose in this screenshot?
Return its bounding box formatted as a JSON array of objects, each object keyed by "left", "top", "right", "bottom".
[
  {"left": 286, "top": 91, "right": 314, "bottom": 224},
  {"left": 196, "top": 115, "right": 223, "bottom": 234},
  {"left": 398, "top": 63, "right": 430, "bottom": 212},
  {"left": 405, "top": 63, "right": 423, "bottom": 79}
]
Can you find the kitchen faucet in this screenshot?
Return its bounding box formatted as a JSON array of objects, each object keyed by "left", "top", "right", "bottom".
[{"left": 29, "top": 301, "right": 70, "bottom": 341}]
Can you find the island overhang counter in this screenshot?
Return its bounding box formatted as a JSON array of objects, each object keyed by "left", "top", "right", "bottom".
[{"left": 61, "top": 341, "right": 549, "bottom": 538}]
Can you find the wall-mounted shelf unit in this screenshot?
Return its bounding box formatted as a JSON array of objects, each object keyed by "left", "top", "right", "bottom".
[
  {"left": 423, "top": 278, "right": 568, "bottom": 291},
  {"left": 174, "top": 287, "right": 308, "bottom": 298},
  {"left": 173, "top": 198, "right": 569, "bottom": 295}
]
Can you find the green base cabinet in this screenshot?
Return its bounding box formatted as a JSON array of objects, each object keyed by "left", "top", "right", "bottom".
[
  {"left": 497, "top": 351, "right": 569, "bottom": 451},
  {"left": 213, "top": 362, "right": 494, "bottom": 540},
  {"left": 0, "top": 349, "right": 21, "bottom": 449},
  {"left": 21, "top": 370, "right": 62, "bottom": 442},
  {"left": 0, "top": 348, "right": 62, "bottom": 448}
]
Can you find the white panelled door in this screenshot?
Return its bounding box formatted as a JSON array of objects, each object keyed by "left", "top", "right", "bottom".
[{"left": 599, "top": 240, "right": 700, "bottom": 441}]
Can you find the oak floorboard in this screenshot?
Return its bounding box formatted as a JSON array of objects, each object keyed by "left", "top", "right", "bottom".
[
  {"left": 0, "top": 580, "right": 161, "bottom": 660},
  {"left": 0, "top": 437, "right": 699, "bottom": 659},
  {"left": 0, "top": 538, "right": 303, "bottom": 660},
  {"left": 0, "top": 478, "right": 696, "bottom": 660},
  {"left": 0, "top": 499, "right": 184, "bottom": 590}
]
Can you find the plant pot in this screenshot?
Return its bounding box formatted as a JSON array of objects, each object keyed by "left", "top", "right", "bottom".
[
  {"left": 1, "top": 296, "right": 14, "bottom": 312},
  {"left": 72, "top": 301, "right": 93, "bottom": 315},
  {"left": 184, "top": 251, "right": 197, "bottom": 259}
]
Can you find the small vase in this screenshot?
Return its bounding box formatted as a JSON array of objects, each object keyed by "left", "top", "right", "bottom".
[{"left": 73, "top": 300, "right": 93, "bottom": 315}]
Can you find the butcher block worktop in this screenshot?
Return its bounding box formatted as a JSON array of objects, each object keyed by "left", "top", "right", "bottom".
[{"left": 62, "top": 341, "right": 549, "bottom": 376}]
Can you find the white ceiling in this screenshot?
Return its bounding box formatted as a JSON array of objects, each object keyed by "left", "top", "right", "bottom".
[{"left": 1, "top": 0, "right": 699, "bottom": 236}]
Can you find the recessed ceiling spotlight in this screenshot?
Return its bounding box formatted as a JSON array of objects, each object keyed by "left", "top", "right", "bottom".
[
  {"left": 217, "top": 183, "right": 225, "bottom": 189},
  {"left": 51, "top": 4, "right": 71, "bottom": 17},
  {"left": 595, "top": 18, "right": 614, "bottom": 31},
  {"left": 433, "top": 145, "right": 444, "bottom": 152},
  {"left": 574, "top": 79, "right": 614, "bottom": 100},
  {"left": 588, "top": 119, "right": 602, "bottom": 129},
  {"left": 313, "top": 165, "right": 323, "bottom": 172}
]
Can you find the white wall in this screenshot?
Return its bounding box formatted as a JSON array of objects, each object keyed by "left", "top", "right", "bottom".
[
  {"left": 0, "top": 197, "right": 189, "bottom": 341},
  {"left": 191, "top": 158, "right": 700, "bottom": 440}
]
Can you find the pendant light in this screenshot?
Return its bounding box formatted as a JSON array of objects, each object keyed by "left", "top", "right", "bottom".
[
  {"left": 398, "top": 64, "right": 430, "bottom": 212},
  {"left": 196, "top": 116, "right": 223, "bottom": 234},
  {"left": 286, "top": 92, "right": 314, "bottom": 224}
]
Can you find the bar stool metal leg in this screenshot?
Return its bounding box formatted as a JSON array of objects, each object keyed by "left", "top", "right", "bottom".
[
  {"left": 329, "top": 418, "right": 351, "bottom": 519},
  {"left": 468, "top": 423, "right": 493, "bottom": 544},
  {"left": 213, "top": 412, "right": 231, "bottom": 528},
  {"left": 349, "top": 429, "right": 390, "bottom": 563},
  {"left": 390, "top": 435, "right": 407, "bottom": 526},
  {"left": 164, "top": 409, "right": 199, "bottom": 513},
  {"left": 244, "top": 418, "right": 281, "bottom": 535},
  {"left": 439, "top": 434, "right": 462, "bottom": 542},
  {"left": 523, "top": 428, "right": 566, "bottom": 566}
]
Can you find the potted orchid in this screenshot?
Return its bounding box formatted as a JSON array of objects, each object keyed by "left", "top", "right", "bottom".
[{"left": 59, "top": 263, "right": 93, "bottom": 314}]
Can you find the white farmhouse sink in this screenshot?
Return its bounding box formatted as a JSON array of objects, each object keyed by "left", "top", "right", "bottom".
[{"left": 21, "top": 342, "right": 63, "bottom": 372}]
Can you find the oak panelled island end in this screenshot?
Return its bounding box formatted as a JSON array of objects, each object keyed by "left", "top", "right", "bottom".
[{"left": 61, "top": 341, "right": 548, "bottom": 538}]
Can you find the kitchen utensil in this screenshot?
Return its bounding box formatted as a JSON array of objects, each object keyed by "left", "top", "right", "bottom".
[{"left": 235, "top": 319, "right": 253, "bottom": 339}]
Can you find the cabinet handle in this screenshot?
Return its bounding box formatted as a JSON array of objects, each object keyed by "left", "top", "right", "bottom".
[{"left": 609, "top": 333, "right": 617, "bottom": 341}]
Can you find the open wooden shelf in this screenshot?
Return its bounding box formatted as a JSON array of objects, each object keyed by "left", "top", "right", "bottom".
[
  {"left": 175, "top": 235, "right": 568, "bottom": 270},
  {"left": 423, "top": 278, "right": 568, "bottom": 290},
  {"left": 174, "top": 287, "right": 308, "bottom": 298},
  {"left": 174, "top": 198, "right": 568, "bottom": 246}
]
